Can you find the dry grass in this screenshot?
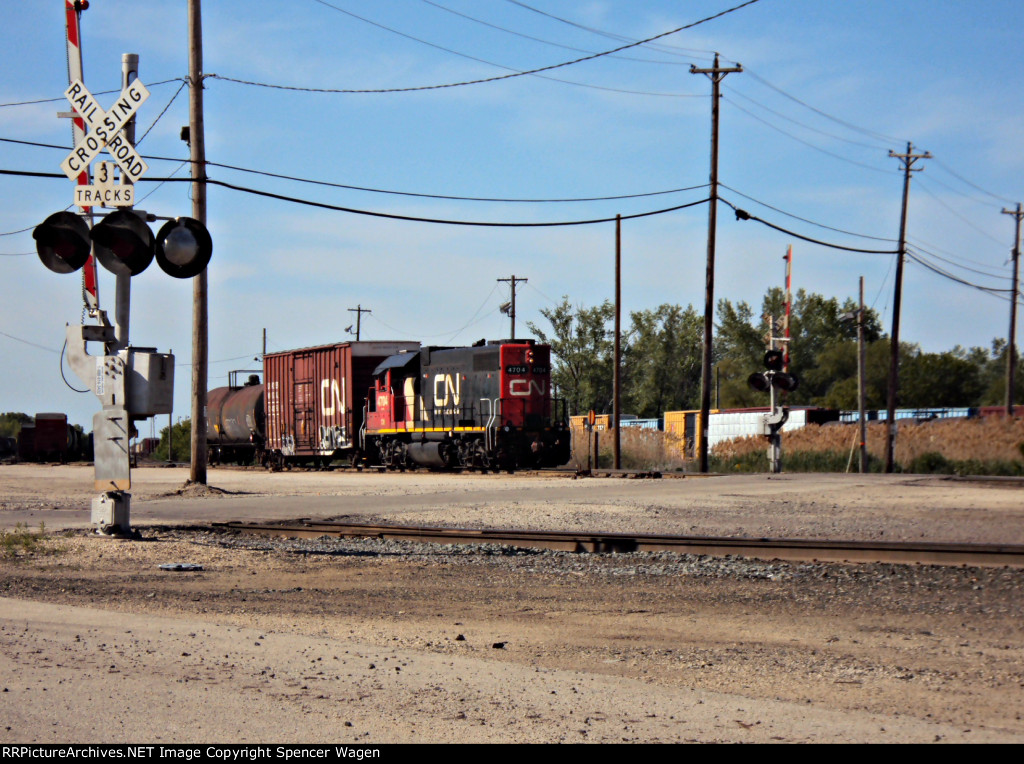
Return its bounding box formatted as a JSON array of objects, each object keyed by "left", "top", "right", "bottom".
[
  {"left": 713, "top": 416, "right": 1024, "bottom": 470},
  {"left": 568, "top": 426, "right": 690, "bottom": 471},
  {"left": 566, "top": 417, "right": 1024, "bottom": 473}
]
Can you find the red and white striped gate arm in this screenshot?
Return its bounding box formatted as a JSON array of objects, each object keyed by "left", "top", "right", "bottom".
[
  {"left": 64, "top": 0, "right": 99, "bottom": 315},
  {"left": 783, "top": 245, "right": 792, "bottom": 371}
]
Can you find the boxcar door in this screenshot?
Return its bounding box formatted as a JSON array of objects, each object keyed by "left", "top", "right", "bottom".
[{"left": 293, "top": 353, "right": 315, "bottom": 454}]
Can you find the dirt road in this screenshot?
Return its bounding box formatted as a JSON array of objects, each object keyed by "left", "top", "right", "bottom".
[{"left": 1, "top": 464, "right": 1022, "bottom": 743}]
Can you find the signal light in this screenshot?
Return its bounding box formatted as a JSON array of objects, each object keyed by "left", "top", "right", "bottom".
[
  {"left": 90, "top": 209, "right": 154, "bottom": 276},
  {"left": 764, "top": 349, "right": 784, "bottom": 372},
  {"left": 771, "top": 372, "right": 799, "bottom": 392},
  {"left": 747, "top": 372, "right": 770, "bottom": 393},
  {"left": 154, "top": 217, "right": 212, "bottom": 278},
  {"left": 34, "top": 211, "right": 92, "bottom": 274}
]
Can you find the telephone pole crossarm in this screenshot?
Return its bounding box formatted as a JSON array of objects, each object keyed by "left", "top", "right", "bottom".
[{"left": 347, "top": 305, "right": 371, "bottom": 341}]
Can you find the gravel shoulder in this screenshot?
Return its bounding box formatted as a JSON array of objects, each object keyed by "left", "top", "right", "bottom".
[{"left": 1, "top": 464, "right": 1022, "bottom": 743}]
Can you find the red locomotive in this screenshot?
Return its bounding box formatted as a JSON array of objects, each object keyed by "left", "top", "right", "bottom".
[{"left": 363, "top": 339, "right": 570, "bottom": 471}]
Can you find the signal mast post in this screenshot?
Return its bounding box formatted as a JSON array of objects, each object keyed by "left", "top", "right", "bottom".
[
  {"left": 747, "top": 317, "right": 796, "bottom": 474},
  {"left": 38, "top": 47, "right": 213, "bottom": 535},
  {"left": 67, "top": 54, "right": 160, "bottom": 535},
  {"left": 764, "top": 325, "right": 788, "bottom": 474}
]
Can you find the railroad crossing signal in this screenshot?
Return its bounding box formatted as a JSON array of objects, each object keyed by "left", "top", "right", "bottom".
[
  {"left": 59, "top": 77, "right": 149, "bottom": 206},
  {"left": 748, "top": 350, "right": 799, "bottom": 393},
  {"left": 34, "top": 211, "right": 212, "bottom": 280}
]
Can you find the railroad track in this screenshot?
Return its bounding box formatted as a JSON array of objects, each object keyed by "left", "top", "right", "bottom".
[{"left": 214, "top": 520, "right": 1024, "bottom": 568}]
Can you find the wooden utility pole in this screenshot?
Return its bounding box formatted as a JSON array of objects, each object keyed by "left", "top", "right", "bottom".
[
  {"left": 188, "top": 0, "right": 209, "bottom": 484},
  {"left": 613, "top": 215, "right": 622, "bottom": 470},
  {"left": 884, "top": 142, "right": 930, "bottom": 473},
  {"left": 857, "top": 276, "right": 868, "bottom": 473},
  {"left": 691, "top": 54, "right": 742, "bottom": 473},
  {"left": 1002, "top": 203, "right": 1022, "bottom": 415},
  {"left": 498, "top": 275, "right": 526, "bottom": 339},
  {"left": 347, "top": 305, "right": 371, "bottom": 341}
]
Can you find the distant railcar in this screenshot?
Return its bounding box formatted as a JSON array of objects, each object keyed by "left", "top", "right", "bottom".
[
  {"left": 207, "top": 375, "right": 266, "bottom": 464},
  {"left": 16, "top": 413, "right": 73, "bottom": 463}
]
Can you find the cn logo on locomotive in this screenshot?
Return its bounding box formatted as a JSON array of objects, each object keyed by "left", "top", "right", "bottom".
[
  {"left": 433, "top": 373, "right": 461, "bottom": 408},
  {"left": 509, "top": 379, "right": 547, "bottom": 397}
]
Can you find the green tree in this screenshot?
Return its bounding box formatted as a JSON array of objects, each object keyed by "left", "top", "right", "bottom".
[
  {"left": 974, "top": 339, "right": 1024, "bottom": 406},
  {"left": 623, "top": 304, "right": 703, "bottom": 417},
  {"left": 527, "top": 297, "right": 615, "bottom": 416},
  {"left": 0, "top": 413, "right": 32, "bottom": 439},
  {"left": 715, "top": 288, "right": 883, "bottom": 407},
  {"left": 713, "top": 298, "right": 765, "bottom": 408},
  {"left": 899, "top": 345, "right": 986, "bottom": 408},
  {"left": 152, "top": 419, "right": 192, "bottom": 462}
]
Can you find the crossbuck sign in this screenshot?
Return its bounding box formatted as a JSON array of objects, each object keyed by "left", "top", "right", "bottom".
[{"left": 60, "top": 78, "right": 149, "bottom": 207}]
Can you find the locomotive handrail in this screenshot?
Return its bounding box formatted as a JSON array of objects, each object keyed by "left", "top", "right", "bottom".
[{"left": 481, "top": 398, "right": 499, "bottom": 452}]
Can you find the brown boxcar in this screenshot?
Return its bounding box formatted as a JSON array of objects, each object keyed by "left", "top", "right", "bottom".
[
  {"left": 17, "top": 413, "right": 69, "bottom": 462},
  {"left": 264, "top": 341, "right": 419, "bottom": 464}
]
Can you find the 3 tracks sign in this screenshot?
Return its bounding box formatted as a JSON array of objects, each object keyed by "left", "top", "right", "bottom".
[{"left": 59, "top": 78, "right": 149, "bottom": 208}]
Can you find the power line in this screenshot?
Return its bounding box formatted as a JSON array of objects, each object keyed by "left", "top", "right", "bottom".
[
  {"left": 0, "top": 166, "right": 711, "bottom": 225},
  {"left": 0, "top": 136, "right": 711, "bottom": 204},
  {"left": 907, "top": 239, "right": 1010, "bottom": 279},
  {"left": 365, "top": 286, "right": 502, "bottom": 340},
  {"left": 906, "top": 247, "right": 1015, "bottom": 297},
  {"left": 420, "top": 0, "right": 693, "bottom": 67},
  {"left": 727, "top": 88, "right": 890, "bottom": 151},
  {"left": 914, "top": 177, "right": 1007, "bottom": 247},
  {"left": 205, "top": 177, "right": 711, "bottom": 227},
  {"left": 0, "top": 224, "right": 35, "bottom": 237},
  {"left": 720, "top": 197, "right": 900, "bottom": 254},
  {"left": 0, "top": 78, "right": 184, "bottom": 109},
  {"left": 719, "top": 183, "right": 897, "bottom": 242},
  {"left": 135, "top": 160, "right": 190, "bottom": 206},
  {"left": 0, "top": 329, "right": 59, "bottom": 354},
  {"left": 742, "top": 68, "right": 905, "bottom": 146},
  {"left": 920, "top": 165, "right": 1007, "bottom": 208},
  {"left": 932, "top": 157, "right": 1016, "bottom": 205},
  {"left": 136, "top": 80, "right": 187, "bottom": 146},
  {"left": 725, "top": 95, "right": 895, "bottom": 175},
  {"left": 503, "top": 0, "right": 718, "bottom": 59},
  {"left": 213, "top": 0, "right": 762, "bottom": 94},
  {"left": 308, "top": 0, "right": 699, "bottom": 98},
  {"left": 204, "top": 164, "right": 708, "bottom": 205}
]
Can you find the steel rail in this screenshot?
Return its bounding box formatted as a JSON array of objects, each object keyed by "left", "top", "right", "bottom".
[{"left": 214, "top": 520, "right": 1024, "bottom": 568}]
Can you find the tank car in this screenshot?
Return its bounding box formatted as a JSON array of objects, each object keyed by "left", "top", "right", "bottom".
[
  {"left": 207, "top": 375, "right": 266, "bottom": 464},
  {"left": 362, "top": 339, "right": 571, "bottom": 471}
]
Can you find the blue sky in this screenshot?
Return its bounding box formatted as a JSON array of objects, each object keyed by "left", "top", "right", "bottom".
[{"left": 2, "top": 0, "right": 1022, "bottom": 430}]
